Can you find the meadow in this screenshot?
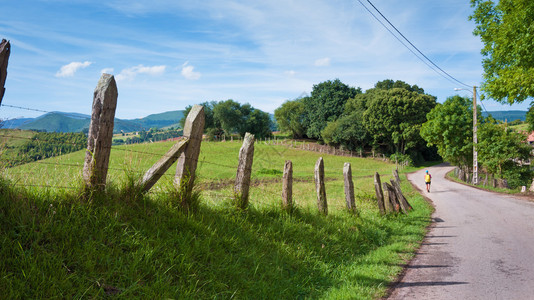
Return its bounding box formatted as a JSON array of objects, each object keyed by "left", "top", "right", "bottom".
[{"left": 0, "top": 139, "right": 433, "bottom": 299}]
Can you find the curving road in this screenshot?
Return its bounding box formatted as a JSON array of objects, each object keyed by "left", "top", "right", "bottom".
[{"left": 388, "top": 164, "right": 534, "bottom": 300}]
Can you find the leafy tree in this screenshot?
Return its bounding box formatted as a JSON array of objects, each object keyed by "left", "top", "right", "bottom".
[
  {"left": 213, "top": 100, "right": 243, "bottom": 137},
  {"left": 374, "top": 79, "right": 424, "bottom": 94},
  {"left": 526, "top": 104, "right": 534, "bottom": 132},
  {"left": 321, "top": 110, "right": 368, "bottom": 150},
  {"left": 241, "top": 108, "right": 272, "bottom": 139},
  {"left": 470, "top": 0, "right": 534, "bottom": 104},
  {"left": 421, "top": 96, "right": 475, "bottom": 168},
  {"left": 364, "top": 88, "right": 436, "bottom": 154},
  {"left": 181, "top": 100, "right": 272, "bottom": 140},
  {"left": 478, "top": 119, "right": 532, "bottom": 187},
  {"left": 304, "top": 79, "right": 361, "bottom": 140},
  {"left": 274, "top": 98, "right": 307, "bottom": 138},
  {"left": 180, "top": 101, "right": 218, "bottom": 131}
]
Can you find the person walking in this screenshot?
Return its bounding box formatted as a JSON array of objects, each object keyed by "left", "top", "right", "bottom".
[{"left": 425, "top": 170, "right": 432, "bottom": 192}]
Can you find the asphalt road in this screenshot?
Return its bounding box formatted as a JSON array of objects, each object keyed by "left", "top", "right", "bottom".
[{"left": 388, "top": 164, "right": 534, "bottom": 300}]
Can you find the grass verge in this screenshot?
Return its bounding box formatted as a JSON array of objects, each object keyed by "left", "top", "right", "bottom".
[{"left": 0, "top": 141, "right": 432, "bottom": 299}]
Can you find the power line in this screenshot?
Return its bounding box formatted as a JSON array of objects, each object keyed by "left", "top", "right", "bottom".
[{"left": 357, "top": 0, "right": 473, "bottom": 89}]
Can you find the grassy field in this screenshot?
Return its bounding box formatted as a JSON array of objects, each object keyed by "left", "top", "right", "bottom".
[{"left": 0, "top": 139, "right": 433, "bottom": 299}]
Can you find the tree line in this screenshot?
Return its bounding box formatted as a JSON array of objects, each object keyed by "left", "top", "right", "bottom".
[
  {"left": 8, "top": 132, "right": 88, "bottom": 167},
  {"left": 113, "top": 128, "right": 183, "bottom": 145},
  {"left": 180, "top": 100, "right": 273, "bottom": 140},
  {"left": 275, "top": 79, "right": 439, "bottom": 164}
]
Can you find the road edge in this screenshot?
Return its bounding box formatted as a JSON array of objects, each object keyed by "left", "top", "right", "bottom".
[{"left": 382, "top": 169, "right": 436, "bottom": 299}]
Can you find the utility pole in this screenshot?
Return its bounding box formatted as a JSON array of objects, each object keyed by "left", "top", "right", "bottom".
[{"left": 473, "top": 86, "right": 478, "bottom": 185}]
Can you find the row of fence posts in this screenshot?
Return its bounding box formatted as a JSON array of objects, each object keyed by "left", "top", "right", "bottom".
[
  {"left": 81, "top": 73, "right": 411, "bottom": 215},
  {"left": 263, "top": 138, "right": 410, "bottom": 168}
]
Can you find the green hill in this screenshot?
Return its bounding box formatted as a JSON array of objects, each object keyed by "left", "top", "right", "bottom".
[
  {"left": 483, "top": 110, "right": 527, "bottom": 122},
  {"left": 15, "top": 110, "right": 184, "bottom": 133},
  {"left": 127, "top": 110, "right": 184, "bottom": 129}
]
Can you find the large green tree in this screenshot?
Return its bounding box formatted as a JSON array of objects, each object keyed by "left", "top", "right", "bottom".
[
  {"left": 304, "top": 79, "right": 361, "bottom": 140},
  {"left": 363, "top": 87, "right": 436, "bottom": 154},
  {"left": 181, "top": 100, "right": 272, "bottom": 140},
  {"left": 470, "top": 0, "right": 534, "bottom": 104},
  {"left": 321, "top": 110, "right": 369, "bottom": 151},
  {"left": 478, "top": 119, "right": 531, "bottom": 185},
  {"left": 274, "top": 98, "right": 307, "bottom": 138},
  {"left": 421, "top": 96, "right": 475, "bottom": 168}
]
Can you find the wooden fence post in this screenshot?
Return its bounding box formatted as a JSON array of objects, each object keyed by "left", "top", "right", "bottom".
[
  {"left": 282, "top": 160, "right": 293, "bottom": 211},
  {"left": 83, "top": 74, "right": 118, "bottom": 191},
  {"left": 393, "top": 169, "right": 401, "bottom": 185},
  {"left": 374, "top": 172, "right": 385, "bottom": 215},
  {"left": 343, "top": 162, "right": 356, "bottom": 212},
  {"left": 315, "top": 157, "right": 328, "bottom": 215},
  {"left": 138, "top": 137, "right": 189, "bottom": 192},
  {"left": 175, "top": 104, "right": 205, "bottom": 193},
  {"left": 0, "top": 39, "right": 10, "bottom": 105},
  {"left": 383, "top": 182, "right": 399, "bottom": 213},
  {"left": 234, "top": 132, "right": 255, "bottom": 209},
  {"left": 390, "top": 179, "right": 412, "bottom": 212}
]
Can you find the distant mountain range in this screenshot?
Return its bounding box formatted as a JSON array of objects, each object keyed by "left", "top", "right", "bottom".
[
  {"left": 481, "top": 110, "right": 527, "bottom": 122},
  {"left": 1, "top": 109, "right": 525, "bottom": 133},
  {"left": 2, "top": 110, "right": 184, "bottom": 133}
]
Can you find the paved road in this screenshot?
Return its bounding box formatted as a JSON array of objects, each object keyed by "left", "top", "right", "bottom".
[{"left": 388, "top": 164, "right": 534, "bottom": 300}]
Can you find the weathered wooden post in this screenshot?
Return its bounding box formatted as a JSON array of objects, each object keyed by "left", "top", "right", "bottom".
[
  {"left": 391, "top": 179, "right": 412, "bottom": 212},
  {"left": 138, "top": 137, "right": 189, "bottom": 192},
  {"left": 383, "top": 182, "right": 398, "bottom": 213},
  {"left": 175, "top": 105, "right": 205, "bottom": 193},
  {"left": 314, "top": 157, "right": 328, "bottom": 215},
  {"left": 374, "top": 172, "right": 386, "bottom": 215},
  {"left": 393, "top": 169, "right": 401, "bottom": 185},
  {"left": 0, "top": 39, "right": 10, "bottom": 105},
  {"left": 83, "top": 74, "right": 118, "bottom": 191},
  {"left": 234, "top": 132, "right": 255, "bottom": 209},
  {"left": 282, "top": 160, "right": 293, "bottom": 211},
  {"left": 343, "top": 163, "right": 356, "bottom": 212}
]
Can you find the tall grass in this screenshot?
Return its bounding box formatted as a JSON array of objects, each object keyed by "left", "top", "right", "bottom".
[{"left": 0, "top": 140, "right": 433, "bottom": 299}]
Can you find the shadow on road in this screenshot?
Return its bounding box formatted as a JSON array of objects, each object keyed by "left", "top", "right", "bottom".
[{"left": 396, "top": 281, "right": 468, "bottom": 287}]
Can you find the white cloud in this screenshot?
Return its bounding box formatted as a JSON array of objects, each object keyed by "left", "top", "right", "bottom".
[
  {"left": 101, "top": 68, "right": 114, "bottom": 74},
  {"left": 181, "top": 61, "right": 201, "bottom": 80},
  {"left": 116, "top": 65, "right": 166, "bottom": 81},
  {"left": 55, "top": 61, "right": 92, "bottom": 77},
  {"left": 314, "top": 57, "right": 331, "bottom": 67},
  {"left": 285, "top": 70, "right": 296, "bottom": 76}
]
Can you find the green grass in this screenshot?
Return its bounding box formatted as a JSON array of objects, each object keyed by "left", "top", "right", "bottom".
[
  {"left": 508, "top": 123, "right": 529, "bottom": 132},
  {"left": 445, "top": 169, "right": 525, "bottom": 195},
  {"left": 0, "top": 140, "right": 433, "bottom": 299}
]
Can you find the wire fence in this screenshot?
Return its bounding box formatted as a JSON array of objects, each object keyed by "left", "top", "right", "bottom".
[{"left": 1, "top": 102, "right": 400, "bottom": 198}]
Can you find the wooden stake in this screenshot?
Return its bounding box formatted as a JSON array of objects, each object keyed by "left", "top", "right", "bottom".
[
  {"left": 315, "top": 157, "right": 328, "bottom": 215},
  {"left": 390, "top": 179, "right": 412, "bottom": 212},
  {"left": 383, "top": 182, "right": 399, "bottom": 213},
  {"left": 343, "top": 162, "right": 356, "bottom": 212},
  {"left": 234, "top": 132, "right": 255, "bottom": 209},
  {"left": 139, "top": 137, "right": 189, "bottom": 192},
  {"left": 0, "top": 39, "right": 10, "bottom": 105},
  {"left": 83, "top": 74, "right": 118, "bottom": 190},
  {"left": 282, "top": 160, "right": 293, "bottom": 210},
  {"left": 175, "top": 105, "right": 205, "bottom": 191},
  {"left": 373, "top": 172, "right": 385, "bottom": 215}
]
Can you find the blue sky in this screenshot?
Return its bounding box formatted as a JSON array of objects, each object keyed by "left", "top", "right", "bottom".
[{"left": 0, "top": 0, "right": 529, "bottom": 120}]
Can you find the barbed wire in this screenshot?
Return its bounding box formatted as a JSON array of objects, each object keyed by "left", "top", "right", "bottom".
[{"left": 0, "top": 103, "right": 154, "bottom": 132}]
